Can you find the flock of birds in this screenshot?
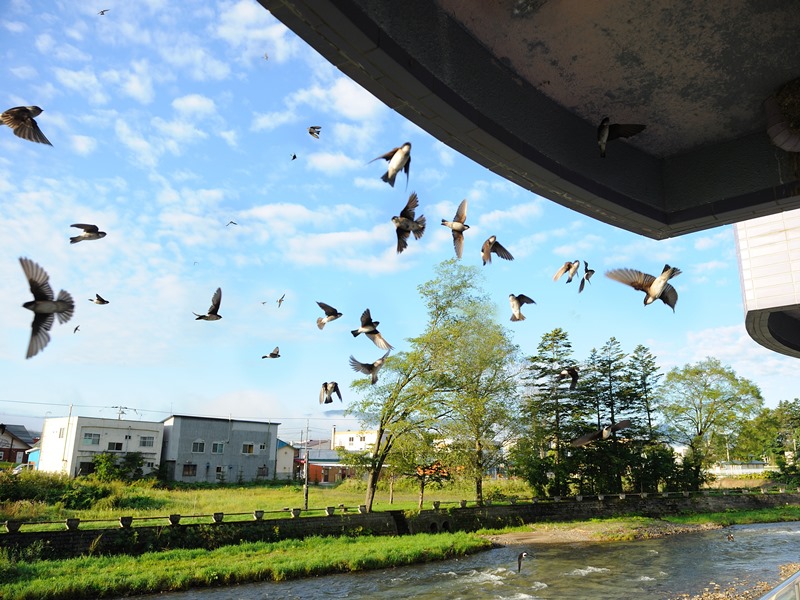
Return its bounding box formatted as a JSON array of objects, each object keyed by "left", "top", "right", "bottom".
[{"left": 4, "top": 69, "right": 675, "bottom": 422}]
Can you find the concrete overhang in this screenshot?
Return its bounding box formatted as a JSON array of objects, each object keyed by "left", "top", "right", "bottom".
[{"left": 260, "top": 0, "right": 800, "bottom": 240}]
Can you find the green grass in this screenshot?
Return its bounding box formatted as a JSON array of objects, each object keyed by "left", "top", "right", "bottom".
[{"left": 0, "top": 532, "right": 492, "bottom": 600}]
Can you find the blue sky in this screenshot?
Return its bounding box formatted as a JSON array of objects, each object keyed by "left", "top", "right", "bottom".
[{"left": 0, "top": 0, "right": 796, "bottom": 443}]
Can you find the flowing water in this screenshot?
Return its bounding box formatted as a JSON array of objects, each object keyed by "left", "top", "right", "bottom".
[{"left": 129, "top": 521, "right": 800, "bottom": 599}]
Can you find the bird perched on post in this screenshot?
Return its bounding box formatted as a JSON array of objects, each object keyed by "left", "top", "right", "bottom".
[
  {"left": 597, "top": 117, "right": 646, "bottom": 158},
  {"left": 570, "top": 420, "right": 632, "bottom": 447},
  {"left": 316, "top": 301, "right": 342, "bottom": 329},
  {"left": 481, "top": 236, "right": 514, "bottom": 266},
  {"left": 392, "top": 192, "right": 426, "bottom": 254},
  {"left": 349, "top": 350, "right": 390, "bottom": 385},
  {"left": 193, "top": 287, "right": 222, "bottom": 320},
  {"left": 441, "top": 199, "right": 469, "bottom": 259},
  {"left": 319, "top": 381, "right": 342, "bottom": 404},
  {"left": 579, "top": 261, "right": 595, "bottom": 293},
  {"left": 559, "top": 366, "right": 579, "bottom": 390},
  {"left": 553, "top": 260, "right": 580, "bottom": 283},
  {"left": 19, "top": 257, "right": 74, "bottom": 359},
  {"left": 509, "top": 293, "right": 535, "bottom": 321},
  {"left": 605, "top": 265, "right": 682, "bottom": 311},
  {"left": 69, "top": 224, "right": 106, "bottom": 244},
  {"left": 89, "top": 294, "right": 109, "bottom": 305},
  {"left": 1, "top": 106, "right": 52, "bottom": 145},
  {"left": 370, "top": 142, "right": 411, "bottom": 188},
  {"left": 351, "top": 308, "right": 393, "bottom": 350}
]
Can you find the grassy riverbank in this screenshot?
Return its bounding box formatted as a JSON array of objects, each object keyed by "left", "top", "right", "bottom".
[{"left": 0, "top": 532, "right": 493, "bottom": 600}]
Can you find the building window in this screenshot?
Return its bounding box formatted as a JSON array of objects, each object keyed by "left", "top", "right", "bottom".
[
  {"left": 182, "top": 464, "right": 197, "bottom": 477},
  {"left": 259, "top": 443, "right": 266, "bottom": 451},
  {"left": 257, "top": 465, "right": 268, "bottom": 477},
  {"left": 348, "top": 437, "right": 354, "bottom": 444},
  {"left": 145, "top": 462, "right": 154, "bottom": 468},
  {"left": 359, "top": 436, "right": 365, "bottom": 442},
  {"left": 124, "top": 435, "right": 131, "bottom": 440},
  {"left": 83, "top": 433, "right": 100, "bottom": 446},
  {"left": 211, "top": 442, "right": 224, "bottom": 454},
  {"left": 140, "top": 436, "right": 154, "bottom": 448},
  {"left": 215, "top": 466, "right": 225, "bottom": 480},
  {"left": 58, "top": 428, "right": 65, "bottom": 439},
  {"left": 108, "top": 442, "right": 123, "bottom": 451},
  {"left": 242, "top": 443, "right": 254, "bottom": 454},
  {"left": 192, "top": 441, "right": 205, "bottom": 453}
]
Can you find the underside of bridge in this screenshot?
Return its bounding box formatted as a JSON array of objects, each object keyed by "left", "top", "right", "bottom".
[{"left": 261, "top": 0, "right": 800, "bottom": 357}]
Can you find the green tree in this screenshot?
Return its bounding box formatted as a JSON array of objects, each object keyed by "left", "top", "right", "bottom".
[
  {"left": 659, "top": 357, "right": 763, "bottom": 489},
  {"left": 625, "top": 344, "right": 662, "bottom": 439}
]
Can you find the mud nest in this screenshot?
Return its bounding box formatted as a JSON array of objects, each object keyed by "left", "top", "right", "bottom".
[{"left": 776, "top": 77, "right": 800, "bottom": 132}]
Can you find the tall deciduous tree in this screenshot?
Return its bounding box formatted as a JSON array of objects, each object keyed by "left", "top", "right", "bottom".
[{"left": 659, "top": 357, "right": 763, "bottom": 489}]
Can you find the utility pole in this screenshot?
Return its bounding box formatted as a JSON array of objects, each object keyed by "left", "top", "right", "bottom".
[{"left": 303, "top": 420, "right": 310, "bottom": 510}]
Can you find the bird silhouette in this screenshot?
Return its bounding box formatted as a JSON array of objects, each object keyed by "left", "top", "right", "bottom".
[
  {"left": 392, "top": 192, "right": 426, "bottom": 254},
  {"left": 316, "top": 301, "right": 343, "bottom": 329},
  {"left": 308, "top": 125, "right": 321, "bottom": 139},
  {"left": 194, "top": 287, "right": 222, "bottom": 320},
  {"left": 2, "top": 106, "right": 52, "bottom": 145},
  {"left": 579, "top": 261, "right": 595, "bottom": 293},
  {"left": 570, "top": 420, "right": 632, "bottom": 447},
  {"left": 19, "top": 257, "right": 74, "bottom": 359},
  {"left": 89, "top": 294, "right": 109, "bottom": 305},
  {"left": 509, "top": 293, "right": 535, "bottom": 322},
  {"left": 559, "top": 366, "right": 579, "bottom": 390},
  {"left": 597, "top": 117, "right": 646, "bottom": 158},
  {"left": 605, "top": 265, "right": 681, "bottom": 311},
  {"left": 69, "top": 223, "right": 106, "bottom": 244},
  {"left": 370, "top": 142, "right": 411, "bottom": 188},
  {"left": 320, "top": 381, "right": 342, "bottom": 404},
  {"left": 441, "top": 199, "right": 469, "bottom": 259},
  {"left": 481, "top": 236, "right": 514, "bottom": 266},
  {"left": 351, "top": 308, "right": 393, "bottom": 350},
  {"left": 277, "top": 293, "right": 285, "bottom": 308},
  {"left": 349, "top": 350, "right": 391, "bottom": 385},
  {"left": 262, "top": 346, "right": 280, "bottom": 359}
]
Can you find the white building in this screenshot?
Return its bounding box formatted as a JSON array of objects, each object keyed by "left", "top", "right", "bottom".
[
  {"left": 332, "top": 428, "right": 378, "bottom": 452},
  {"left": 38, "top": 416, "right": 164, "bottom": 477},
  {"left": 735, "top": 209, "right": 800, "bottom": 358},
  {"left": 161, "top": 415, "right": 279, "bottom": 483}
]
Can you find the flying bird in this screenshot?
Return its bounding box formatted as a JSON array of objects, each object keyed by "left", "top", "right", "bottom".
[
  {"left": 553, "top": 260, "right": 580, "bottom": 283},
  {"left": 517, "top": 551, "right": 529, "bottom": 573},
  {"left": 262, "top": 346, "right": 280, "bottom": 359},
  {"left": 559, "top": 366, "right": 579, "bottom": 390},
  {"left": 597, "top": 117, "right": 646, "bottom": 158},
  {"left": 69, "top": 223, "right": 106, "bottom": 244},
  {"left": 319, "top": 381, "right": 342, "bottom": 404},
  {"left": 98, "top": 9, "right": 109, "bottom": 15},
  {"left": 316, "top": 301, "right": 343, "bottom": 329},
  {"left": 1, "top": 106, "right": 52, "bottom": 145},
  {"left": 509, "top": 293, "right": 536, "bottom": 322},
  {"left": 481, "top": 235, "right": 514, "bottom": 266},
  {"left": 194, "top": 287, "right": 222, "bottom": 320},
  {"left": 277, "top": 293, "right": 285, "bottom": 308},
  {"left": 308, "top": 125, "right": 321, "bottom": 139},
  {"left": 370, "top": 142, "right": 411, "bottom": 188},
  {"left": 73, "top": 325, "right": 80, "bottom": 334},
  {"left": 290, "top": 153, "right": 297, "bottom": 160},
  {"left": 579, "top": 261, "right": 595, "bottom": 293},
  {"left": 392, "top": 191, "right": 426, "bottom": 254},
  {"left": 349, "top": 350, "right": 391, "bottom": 384},
  {"left": 89, "top": 294, "right": 109, "bottom": 305},
  {"left": 441, "top": 199, "right": 469, "bottom": 259},
  {"left": 226, "top": 220, "right": 237, "bottom": 226},
  {"left": 605, "top": 264, "right": 682, "bottom": 311},
  {"left": 19, "top": 257, "right": 75, "bottom": 359},
  {"left": 263, "top": 52, "right": 269, "bottom": 61},
  {"left": 351, "top": 308, "right": 393, "bottom": 350},
  {"left": 570, "top": 420, "right": 632, "bottom": 447}
]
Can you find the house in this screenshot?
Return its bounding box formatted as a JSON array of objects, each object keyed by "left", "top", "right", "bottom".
[
  {"left": 295, "top": 447, "right": 357, "bottom": 484},
  {"left": 275, "top": 439, "right": 295, "bottom": 480},
  {"left": 332, "top": 429, "right": 378, "bottom": 452},
  {"left": 0, "top": 424, "right": 34, "bottom": 464},
  {"left": 38, "top": 416, "right": 164, "bottom": 477},
  {"left": 161, "top": 415, "right": 279, "bottom": 483}
]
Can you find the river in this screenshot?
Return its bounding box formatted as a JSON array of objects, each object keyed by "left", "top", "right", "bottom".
[{"left": 129, "top": 521, "right": 800, "bottom": 599}]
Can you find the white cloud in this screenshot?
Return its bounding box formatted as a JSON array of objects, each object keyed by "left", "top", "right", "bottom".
[
  {"left": 115, "top": 120, "right": 159, "bottom": 168},
  {"left": 120, "top": 60, "right": 155, "bottom": 104},
  {"left": 54, "top": 67, "right": 109, "bottom": 105},
  {"left": 71, "top": 135, "right": 96, "bottom": 155},
  {"left": 433, "top": 140, "right": 456, "bottom": 167},
  {"left": 156, "top": 32, "right": 230, "bottom": 81},
  {"left": 214, "top": 0, "right": 301, "bottom": 63},
  {"left": 3, "top": 21, "right": 26, "bottom": 33},
  {"left": 10, "top": 65, "right": 36, "bottom": 79},
  {"left": 252, "top": 109, "right": 296, "bottom": 132},
  {"left": 353, "top": 177, "right": 386, "bottom": 191},
  {"left": 35, "top": 33, "right": 90, "bottom": 61},
  {"left": 478, "top": 200, "right": 544, "bottom": 228},
  {"left": 306, "top": 152, "right": 362, "bottom": 175},
  {"left": 219, "top": 130, "right": 237, "bottom": 147},
  {"left": 693, "top": 228, "right": 732, "bottom": 251},
  {"left": 172, "top": 94, "right": 216, "bottom": 118}
]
